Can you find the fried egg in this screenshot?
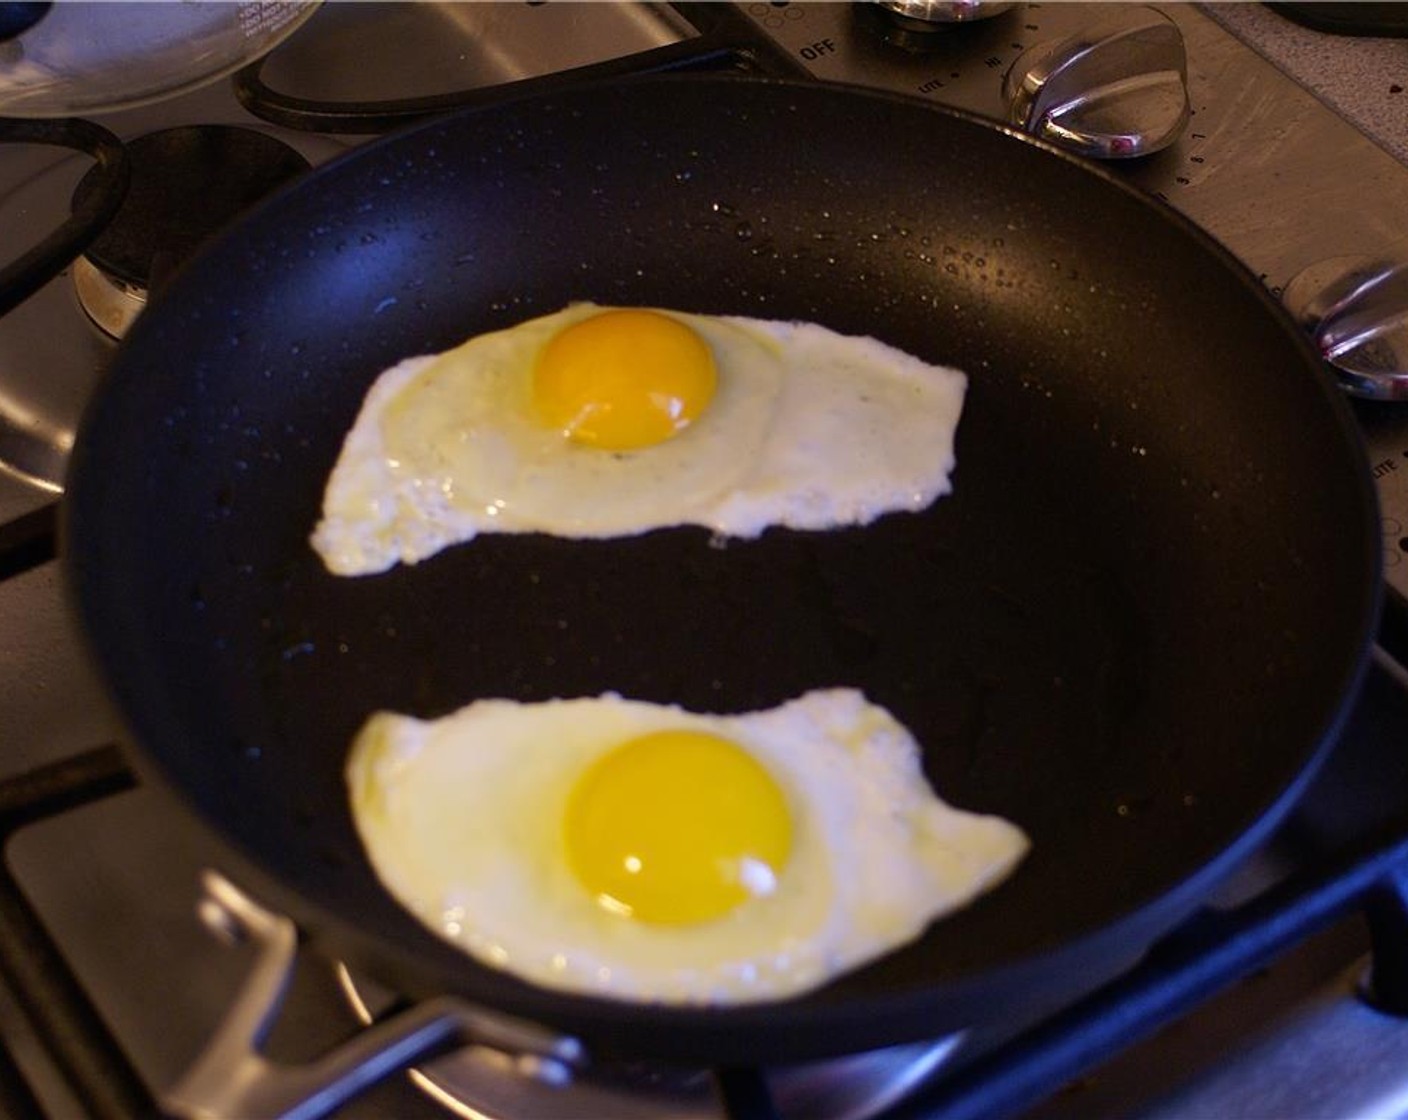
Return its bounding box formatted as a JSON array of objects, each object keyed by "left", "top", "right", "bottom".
[
  {"left": 346, "top": 688, "right": 1028, "bottom": 1005},
  {"left": 312, "top": 304, "right": 967, "bottom": 576}
]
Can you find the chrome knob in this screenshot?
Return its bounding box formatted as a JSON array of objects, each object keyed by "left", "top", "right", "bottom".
[
  {"left": 874, "top": 1, "right": 1017, "bottom": 28},
  {"left": 1002, "top": 6, "right": 1189, "bottom": 159},
  {"left": 1283, "top": 250, "right": 1408, "bottom": 401}
]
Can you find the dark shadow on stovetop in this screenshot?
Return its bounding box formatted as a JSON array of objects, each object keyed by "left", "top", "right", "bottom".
[{"left": 1270, "top": 2, "right": 1408, "bottom": 37}]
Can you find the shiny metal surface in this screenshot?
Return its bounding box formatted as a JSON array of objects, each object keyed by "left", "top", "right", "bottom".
[
  {"left": 873, "top": 1, "right": 1017, "bottom": 29},
  {"left": 738, "top": 3, "right": 1408, "bottom": 290},
  {"left": 254, "top": 1, "right": 695, "bottom": 103},
  {"left": 341, "top": 963, "right": 961, "bottom": 1120},
  {"left": 1135, "top": 969, "right": 1408, "bottom": 1120},
  {"left": 71, "top": 255, "right": 143, "bottom": 340},
  {"left": 166, "top": 873, "right": 582, "bottom": 1120},
  {"left": 737, "top": 0, "right": 1408, "bottom": 604},
  {"left": 0, "top": 1, "right": 695, "bottom": 521},
  {"left": 0, "top": 79, "right": 351, "bottom": 520},
  {"left": 1001, "top": 6, "right": 1188, "bottom": 158},
  {"left": 1284, "top": 251, "right": 1408, "bottom": 401},
  {"left": 1027, "top": 928, "right": 1408, "bottom": 1120},
  {"left": 1355, "top": 410, "right": 1408, "bottom": 597},
  {"left": 0, "top": 389, "right": 67, "bottom": 492}
]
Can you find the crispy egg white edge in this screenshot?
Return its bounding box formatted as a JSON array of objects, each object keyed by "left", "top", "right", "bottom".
[{"left": 310, "top": 353, "right": 445, "bottom": 576}]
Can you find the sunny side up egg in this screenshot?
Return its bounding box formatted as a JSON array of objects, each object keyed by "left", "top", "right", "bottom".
[
  {"left": 311, "top": 304, "right": 968, "bottom": 576},
  {"left": 346, "top": 689, "right": 1029, "bottom": 1005}
]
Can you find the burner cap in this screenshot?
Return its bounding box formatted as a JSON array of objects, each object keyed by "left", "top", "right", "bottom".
[{"left": 71, "top": 124, "right": 309, "bottom": 292}]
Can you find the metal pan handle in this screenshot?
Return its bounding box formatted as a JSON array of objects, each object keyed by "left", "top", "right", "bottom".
[{"left": 164, "top": 871, "right": 583, "bottom": 1120}]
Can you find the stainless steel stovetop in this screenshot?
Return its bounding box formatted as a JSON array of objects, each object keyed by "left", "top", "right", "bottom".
[
  {"left": 2, "top": 4, "right": 1408, "bottom": 1118},
  {"left": 745, "top": 0, "right": 1408, "bottom": 609}
]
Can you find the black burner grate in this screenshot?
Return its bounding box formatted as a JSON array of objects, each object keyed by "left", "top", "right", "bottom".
[
  {"left": 0, "top": 117, "right": 128, "bottom": 318},
  {"left": 0, "top": 746, "right": 148, "bottom": 1119}
]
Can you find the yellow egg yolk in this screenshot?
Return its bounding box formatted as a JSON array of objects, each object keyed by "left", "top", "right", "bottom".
[
  {"left": 532, "top": 309, "right": 718, "bottom": 451},
  {"left": 563, "top": 729, "right": 793, "bottom": 925}
]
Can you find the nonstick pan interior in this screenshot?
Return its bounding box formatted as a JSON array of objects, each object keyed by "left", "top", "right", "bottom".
[{"left": 63, "top": 76, "right": 1381, "bottom": 1062}]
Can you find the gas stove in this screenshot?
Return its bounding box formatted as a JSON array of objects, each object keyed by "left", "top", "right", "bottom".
[{"left": 2, "top": 4, "right": 1408, "bottom": 1119}]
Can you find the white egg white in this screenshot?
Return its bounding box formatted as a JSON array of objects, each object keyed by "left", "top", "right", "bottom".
[
  {"left": 346, "top": 689, "right": 1028, "bottom": 1006},
  {"left": 311, "top": 305, "right": 968, "bottom": 576}
]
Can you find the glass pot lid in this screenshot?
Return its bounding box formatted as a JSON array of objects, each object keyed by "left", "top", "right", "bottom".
[{"left": 0, "top": 1, "right": 320, "bottom": 117}]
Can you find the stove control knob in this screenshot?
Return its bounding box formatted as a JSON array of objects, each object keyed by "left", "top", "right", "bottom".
[
  {"left": 875, "top": 1, "right": 1017, "bottom": 27},
  {"left": 1002, "top": 7, "right": 1189, "bottom": 159},
  {"left": 1283, "top": 252, "right": 1408, "bottom": 401}
]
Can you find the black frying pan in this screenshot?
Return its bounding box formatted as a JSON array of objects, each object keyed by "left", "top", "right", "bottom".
[{"left": 63, "top": 77, "right": 1381, "bottom": 1065}]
